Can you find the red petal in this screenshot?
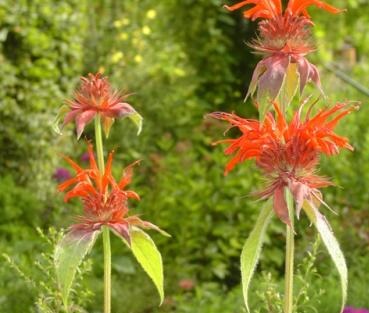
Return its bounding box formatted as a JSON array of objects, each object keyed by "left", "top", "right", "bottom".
[{"left": 118, "top": 160, "right": 140, "bottom": 189}]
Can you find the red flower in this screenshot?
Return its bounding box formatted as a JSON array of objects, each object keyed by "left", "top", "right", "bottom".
[
  {"left": 224, "top": 0, "right": 282, "bottom": 20},
  {"left": 286, "top": 0, "right": 343, "bottom": 18},
  {"left": 63, "top": 73, "right": 138, "bottom": 139},
  {"left": 58, "top": 143, "right": 165, "bottom": 243},
  {"left": 224, "top": 0, "right": 344, "bottom": 112},
  {"left": 209, "top": 101, "right": 357, "bottom": 224},
  {"left": 224, "top": 0, "right": 343, "bottom": 20}
]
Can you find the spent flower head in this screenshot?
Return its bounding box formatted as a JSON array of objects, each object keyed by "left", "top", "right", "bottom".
[{"left": 55, "top": 73, "right": 142, "bottom": 139}]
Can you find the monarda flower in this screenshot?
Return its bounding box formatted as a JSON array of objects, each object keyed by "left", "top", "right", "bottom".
[
  {"left": 224, "top": 0, "right": 344, "bottom": 116},
  {"left": 55, "top": 144, "right": 168, "bottom": 307},
  {"left": 58, "top": 143, "right": 166, "bottom": 243},
  {"left": 55, "top": 73, "right": 142, "bottom": 139},
  {"left": 209, "top": 101, "right": 355, "bottom": 225}
]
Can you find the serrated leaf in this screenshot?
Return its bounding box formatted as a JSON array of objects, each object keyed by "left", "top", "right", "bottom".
[
  {"left": 241, "top": 201, "right": 273, "bottom": 313},
  {"left": 303, "top": 202, "right": 347, "bottom": 313},
  {"left": 279, "top": 63, "right": 300, "bottom": 112},
  {"left": 54, "top": 229, "right": 100, "bottom": 309},
  {"left": 130, "top": 228, "right": 164, "bottom": 305},
  {"left": 128, "top": 112, "right": 143, "bottom": 135}
]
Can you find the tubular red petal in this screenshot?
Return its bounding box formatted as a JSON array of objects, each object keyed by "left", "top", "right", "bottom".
[
  {"left": 125, "top": 190, "right": 141, "bottom": 201},
  {"left": 102, "top": 151, "right": 114, "bottom": 192},
  {"left": 62, "top": 155, "right": 84, "bottom": 173},
  {"left": 58, "top": 177, "right": 81, "bottom": 192},
  {"left": 287, "top": 0, "right": 344, "bottom": 16},
  {"left": 224, "top": 0, "right": 253, "bottom": 11},
  {"left": 225, "top": 0, "right": 282, "bottom": 20},
  {"left": 87, "top": 143, "right": 98, "bottom": 171},
  {"left": 118, "top": 160, "right": 140, "bottom": 189}
]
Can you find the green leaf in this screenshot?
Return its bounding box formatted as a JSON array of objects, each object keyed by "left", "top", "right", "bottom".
[
  {"left": 241, "top": 201, "right": 273, "bottom": 313},
  {"left": 52, "top": 105, "right": 69, "bottom": 135},
  {"left": 128, "top": 112, "right": 143, "bottom": 135},
  {"left": 279, "top": 63, "right": 300, "bottom": 112},
  {"left": 130, "top": 228, "right": 164, "bottom": 305},
  {"left": 54, "top": 230, "right": 100, "bottom": 309},
  {"left": 303, "top": 202, "right": 347, "bottom": 313}
]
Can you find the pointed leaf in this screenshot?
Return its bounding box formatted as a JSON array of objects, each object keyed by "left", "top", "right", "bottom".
[
  {"left": 279, "top": 62, "right": 300, "bottom": 112},
  {"left": 241, "top": 201, "right": 273, "bottom": 313},
  {"left": 54, "top": 229, "right": 100, "bottom": 308},
  {"left": 303, "top": 202, "right": 347, "bottom": 313},
  {"left": 130, "top": 228, "right": 164, "bottom": 304},
  {"left": 103, "top": 117, "right": 115, "bottom": 138},
  {"left": 128, "top": 112, "right": 143, "bottom": 135},
  {"left": 52, "top": 105, "right": 69, "bottom": 135}
]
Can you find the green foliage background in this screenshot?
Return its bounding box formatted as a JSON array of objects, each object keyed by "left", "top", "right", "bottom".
[{"left": 1, "top": 0, "right": 369, "bottom": 312}]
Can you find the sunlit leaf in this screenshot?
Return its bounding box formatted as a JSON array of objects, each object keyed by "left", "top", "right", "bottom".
[
  {"left": 303, "top": 202, "right": 347, "bottom": 313},
  {"left": 128, "top": 111, "right": 143, "bottom": 135},
  {"left": 279, "top": 63, "right": 300, "bottom": 112},
  {"left": 54, "top": 229, "right": 100, "bottom": 309},
  {"left": 130, "top": 228, "right": 164, "bottom": 304},
  {"left": 241, "top": 201, "right": 273, "bottom": 313},
  {"left": 52, "top": 105, "right": 69, "bottom": 135}
]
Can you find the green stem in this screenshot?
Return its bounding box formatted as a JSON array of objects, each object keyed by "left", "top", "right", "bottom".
[
  {"left": 94, "top": 115, "right": 105, "bottom": 171},
  {"left": 102, "top": 226, "right": 112, "bottom": 313},
  {"left": 94, "top": 115, "right": 111, "bottom": 313},
  {"left": 284, "top": 188, "right": 295, "bottom": 313}
]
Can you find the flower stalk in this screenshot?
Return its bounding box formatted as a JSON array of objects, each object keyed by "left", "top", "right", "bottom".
[
  {"left": 284, "top": 188, "right": 294, "bottom": 313},
  {"left": 54, "top": 72, "right": 165, "bottom": 311},
  {"left": 94, "top": 115, "right": 105, "bottom": 171},
  {"left": 95, "top": 115, "right": 111, "bottom": 313},
  {"left": 102, "top": 226, "right": 112, "bottom": 313}
]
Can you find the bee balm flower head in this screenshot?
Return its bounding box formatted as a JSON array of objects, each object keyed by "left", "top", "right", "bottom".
[
  {"left": 209, "top": 101, "right": 356, "bottom": 225},
  {"left": 58, "top": 143, "right": 166, "bottom": 243},
  {"left": 62, "top": 73, "right": 141, "bottom": 139},
  {"left": 224, "top": 0, "right": 344, "bottom": 115}
]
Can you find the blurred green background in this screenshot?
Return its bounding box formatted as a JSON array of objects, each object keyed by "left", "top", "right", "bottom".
[{"left": 1, "top": 0, "right": 369, "bottom": 312}]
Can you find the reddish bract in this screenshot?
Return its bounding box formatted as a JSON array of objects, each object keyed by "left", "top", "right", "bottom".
[
  {"left": 58, "top": 143, "right": 162, "bottom": 244},
  {"left": 209, "top": 102, "right": 356, "bottom": 224}
]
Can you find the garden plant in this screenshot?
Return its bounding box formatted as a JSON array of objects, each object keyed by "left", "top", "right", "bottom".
[
  {"left": 1, "top": 0, "right": 369, "bottom": 312},
  {"left": 54, "top": 73, "right": 169, "bottom": 313},
  {"left": 209, "top": 1, "right": 359, "bottom": 313}
]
